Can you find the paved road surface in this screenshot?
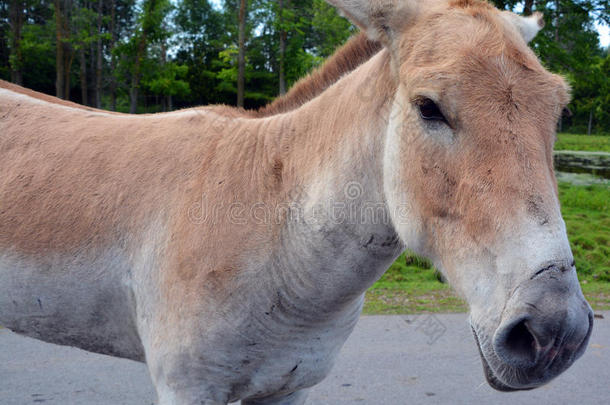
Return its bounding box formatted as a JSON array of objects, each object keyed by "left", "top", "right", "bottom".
[{"left": 1, "top": 313, "right": 608, "bottom": 405}]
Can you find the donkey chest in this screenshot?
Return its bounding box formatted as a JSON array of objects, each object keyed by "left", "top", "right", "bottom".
[{"left": 206, "top": 298, "right": 364, "bottom": 401}]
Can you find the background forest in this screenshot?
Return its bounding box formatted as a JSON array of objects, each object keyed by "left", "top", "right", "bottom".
[{"left": 0, "top": 0, "right": 608, "bottom": 133}]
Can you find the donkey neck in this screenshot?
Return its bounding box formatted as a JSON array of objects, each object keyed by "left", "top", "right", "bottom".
[{"left": 260, "top": 50, "right": 404, "bottom": 316}]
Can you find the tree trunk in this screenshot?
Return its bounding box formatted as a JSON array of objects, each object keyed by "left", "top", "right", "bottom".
[
  {"left": 587, "top": 109, "right": 593, "bottom": 136},
  {"left": 523, "top": 0, "right": 534, "bottom": 15},
  {"left": 109, "top": 0, "right": 117, "bottom": 111},
  {"left": 554, "top": 0, "right": 560, "bottom": 43},
  {"left": 56, "top": 0, "right": 73, "bottom": 100},
  {"left": 90, "top": 39, "right": 95, "bottom": 100},
  {"left": 64, "top": 46, "right": 74, "bottom": 100},
  {"left": 237, "top": 0, "right": 247, "bottom": 107},
  {"left": 9, "top": 0, "right": 25, "bottom": 85},
  {"left": 79, "top": 46, "right": 88, "bottom": 105},
  {"left": 130, "top": 35, "right": 147, "bottom": 114},
  {"left": 160, "top": 42, "right": 167, "bottom": 112},
  {"left": 278, "top": 0, "right": 286, "bottom": 95},
  {"left": 54, "top": 0, "right": 65, "bottom": 98},
  {"left": 95, "top": 0, "right": 103, "bottom": 108},
  {"left": 129, "top": 86, "right": 138, "bottom": 113}
]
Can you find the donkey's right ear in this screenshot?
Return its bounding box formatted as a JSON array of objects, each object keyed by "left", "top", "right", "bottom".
[{"left": 326, "top": 0, "right": 420, "bottom": 46}]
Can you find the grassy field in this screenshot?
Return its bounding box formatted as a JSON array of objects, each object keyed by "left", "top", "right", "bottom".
[
  {"left": 555, "top": 133, "right": 610, "bottom": 152},
  {"left": 364, "top": 134, "right": 610, "bottom": 314},
  {"left": 364, "top": 254, "right": 468, "bottom": 314}
]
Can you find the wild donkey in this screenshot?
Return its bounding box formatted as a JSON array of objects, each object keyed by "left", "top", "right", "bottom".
[{"left": 0, "top": 0, "right": 593, "bottom": 404}]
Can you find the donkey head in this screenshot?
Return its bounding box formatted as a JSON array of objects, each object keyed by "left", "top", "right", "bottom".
[{"left": 327, "top": 0, "right": 593, "bottom": 391}]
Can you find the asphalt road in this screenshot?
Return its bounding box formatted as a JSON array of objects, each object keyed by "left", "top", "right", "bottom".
[{"left": 1, "top": 313, "right": 608, "bottom": 405}]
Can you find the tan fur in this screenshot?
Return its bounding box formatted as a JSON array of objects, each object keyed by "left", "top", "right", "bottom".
[
  {"left": 0, "top": 1, "right": 584, "bottom": 401},
  {"left": 0, "top": 32, "right": 384, "bottom": 257},
  {"left": 395, "top": 2, "right": 569, "bottom": 266},
  {"left": 0, "top": 80, "right": 111, "bottom": 112},
  {"left": 0, "top": 31, "right": 383, "bottom": 255},
  {"left": 0, "top": 0, "right": 568, "bottom": 339}
]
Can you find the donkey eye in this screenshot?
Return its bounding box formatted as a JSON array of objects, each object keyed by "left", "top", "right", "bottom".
[{"left": 417, "top": 98, "right": 447, "bottom": 123}]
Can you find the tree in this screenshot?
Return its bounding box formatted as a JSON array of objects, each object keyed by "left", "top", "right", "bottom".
[
  {"left": 174, "top": 0, "right": 229, "bottom": 107},
  {"left": 310, "top": 0, "right": 354, "bottom": 58},
  {"left": 237, "top": 0, "right": 247, "bottom": 107},
  {"left": 129, "top": 6, "right": 148, "bottom": 113},
  {"left": 108, "top": 0, "right": 136, "bottom": 111},
  {"left": 54, "top": 0, "right": 66, "bottom": 98},
  {"left": 1, "top": 0, "right": 607, "bottom": 131},
  {"left": 95, "top": 0, "right": 102, "bottom": 107},
  {"left": 72, "top": 1, "right": 98, "bottom": 105},
  {"left": 16, "top": 1, "right": 55, "bottom": 94},
  {"left": 9, "top": 0, "right": 26, "bottom": 85},
  {"left": 128, "top": 0, "right": 171, "bottom": 113},
  {"left": 54, "top": 0, "right": 79, "bottom": 100},
  {"left": 278, "top": 0, "right": 286, "bottom": 95},
  {"left": 530, "top": 1, "right": 605, "bottom": 132},
  {"left": 109, "top": 0, "right": 117, "bottom": 109},
  {"left": 0, "top": 3, "right": 9, "bottom": 81},
  {"left": 144, "top": 62, "right": 190, "bottom": 111}
]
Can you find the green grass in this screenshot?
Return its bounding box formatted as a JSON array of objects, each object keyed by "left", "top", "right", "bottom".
[
  {"left": 560, "top": 182, "right": 610, "bottom": 284},
  {"left": 364, "top": 181, "right": 610, "bottom": 314},
  {"left": 555, "top": 133, "right": 610, "bottom": 152},
  {"left": 363, "top": 252, "right": 467, "bottom": 314}
]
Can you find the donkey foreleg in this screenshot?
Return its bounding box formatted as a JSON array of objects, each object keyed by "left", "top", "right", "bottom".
[
  {"left": 241, "top": 389, "right": 309, "bottom": 405},
  {"left": 155, "top": 383, "right": 229, "bottom": 405}
]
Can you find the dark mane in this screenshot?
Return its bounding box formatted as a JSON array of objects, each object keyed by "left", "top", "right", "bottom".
[{"left": 253, "top": 32, "right": 381, "bottom": 117}]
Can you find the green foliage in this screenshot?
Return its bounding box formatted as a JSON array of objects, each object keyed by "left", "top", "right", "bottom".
[
  {"left": 530, "top": 1, "right": 608, "bottom": 133},
  {"left": 0, "top": 0, "right": 608, "bottom": 128},
  {"left": 71, "top": 3, "right": 109, "bottom": 51},
  {"left": 19, "top": 23, "right": 56, "bottom": 94},
  {"left": 310, "top": 0, "right": 355, "bottom": 58},
  {"left": 144, "top": 63, "right": 190, "bottom": 97}
]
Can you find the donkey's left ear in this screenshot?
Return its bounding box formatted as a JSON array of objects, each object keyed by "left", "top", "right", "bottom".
[
  {"left": 326, "top": 0, "right": 420, "bottom": 46},
  {"left": 501, "top": 11, "right": 545, "bottom": 43}
]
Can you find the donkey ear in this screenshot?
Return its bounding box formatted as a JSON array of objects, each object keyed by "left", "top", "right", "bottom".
[
  {"left": 501, "top": 11, "right": 545, "bottom": 43},
  {"left": 326, "top": 0, "right": 419, "bottom": 45}
]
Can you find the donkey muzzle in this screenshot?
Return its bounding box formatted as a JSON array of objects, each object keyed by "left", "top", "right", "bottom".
[{"left": 491, "top": 262, "right": 593, "bottom": 389}]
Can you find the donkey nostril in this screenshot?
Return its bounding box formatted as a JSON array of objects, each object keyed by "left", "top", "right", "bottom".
[
  {"left": 496, "top": 318, "right": 539, "bottom": 368},
  {"left": 505, "top": 320, "right": 537, "bottom": 361}
]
